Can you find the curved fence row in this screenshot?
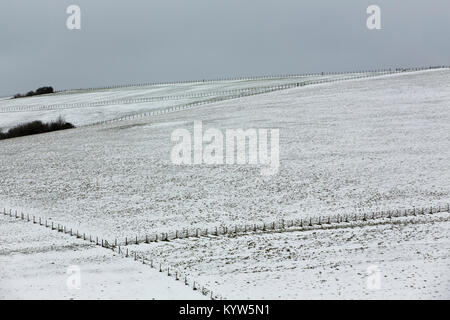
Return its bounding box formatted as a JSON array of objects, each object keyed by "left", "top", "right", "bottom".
[
  {"left": 0, "top": 85, "right": 302, "bottom": 113},
  {"left": 55, "top": 65, "right": 447, "bottom": 94},
  {"left": 85, "top": 68, "right": 421, "bottom": 128},
  {"left": 3, "top": 203, "right": 449, "bottom": 299},
  {"left": 1, "top": 207, "right": 222, "bottom": 300},
  {"left": 2, "top": 67, "right": 447, "bottom": 114},
  {"left": 114, "top": 203, "right": 450, "bottom": 247}
]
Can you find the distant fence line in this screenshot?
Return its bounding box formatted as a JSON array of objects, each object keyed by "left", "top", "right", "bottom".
[
  {"left": 0, "top": 84, "right": 312, "bottom": 113},
  {"left": 110, "top": 203, "right": 450, "bottom": 247},
  {"left": 0, "top": 70, "right": 390, "bottom": 114},
  {"left": 2, "top": 66, "right": 447, "bottom": 114},
  {"left": 1, "top": 207, "right": 222, "bottom": 300},
  {"left": 84, "top": 67, "right": 429, "bottom": 128},
  {"left": 54, "top": 65, "right": 448, "bottom": 94}
]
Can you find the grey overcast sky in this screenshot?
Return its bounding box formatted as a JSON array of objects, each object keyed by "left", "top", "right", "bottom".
[{"left": 0, "top": 0, "right": 449, "bottom": 96}]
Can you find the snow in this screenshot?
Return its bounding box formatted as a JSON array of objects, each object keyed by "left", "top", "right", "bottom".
[
  {"left": 0, "top": 69, "right": 449, "bottom": 241},
  {"left": 126, "top": 212, "right": 450, "bottom": 299},
  {"left": 1, "top": 68, "right": 449, "bottom": 299},
  {"left": 0, "top": 71, "right": 388, "bottom": 130},
  {"left": 0, "top": 214, "right": 205, "bottom": 300}
]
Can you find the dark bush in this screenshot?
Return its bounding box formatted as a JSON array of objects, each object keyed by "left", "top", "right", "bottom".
[
  {"left": 12, "top": 86, "right": 54, "bottom": 99},
  {"left": 35, "top": 86, "right": 54, "bottom": 95},
  {"left": 0, "top": 116, "right": 75, "bottom": 140}
]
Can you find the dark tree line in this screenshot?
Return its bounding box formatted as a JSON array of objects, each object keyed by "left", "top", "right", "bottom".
[
  {"left": 0, "top": 116, "right": 74, "bottom": 140},
  {"left": 13, "top": 86, "right": 54, "bottom": 99}
]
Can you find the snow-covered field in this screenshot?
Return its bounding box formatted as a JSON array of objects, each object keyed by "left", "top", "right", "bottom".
[
  {"left": 0, "top": 71, "right": 388, "bottom": 130},
  {"left": 127, "top": 212, "right": 450, "bottom": 299},
  {"left": 0, "top": 214, "right": 204, "bottom": 299},
  {"left": 1, "top": 69, "right": 449, "bottom": 299}
]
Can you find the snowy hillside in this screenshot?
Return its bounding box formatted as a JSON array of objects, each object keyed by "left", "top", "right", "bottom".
[
  {"left": 1, "top": 69, "right": 449, "bottom": 299},
  {"left": 0, "top": 71, "right": 392, "bottom": 130}
]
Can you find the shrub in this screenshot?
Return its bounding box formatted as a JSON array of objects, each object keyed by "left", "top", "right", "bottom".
[
  {"left": 35, "top": 86, "right": 54, "bottom": 95},
  {"left": 0, "top": 117, "right": 75, "bottom": 140},
  {"left": 12, "top": 86, "right": 54, "bottom": 99}
]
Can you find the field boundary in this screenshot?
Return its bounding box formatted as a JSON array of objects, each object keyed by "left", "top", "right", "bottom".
[
  {"left": 0, "top": 207, "right": 222, "bottom": 300},
  {"left": 2, "top": 202, "right": 449, "bottom": 300},
  {"left": 2, "top": 67, "right": 446, "bottom": 115},
  {"left": 84, "top": 68, "right": 433, "bottom": 128},
  {"left": 112, "top": 204, "right": 450, "bottom": 246},
  {"left": 54, "top": 65, "right": 447, "bottom": 94},
  {"left": 0, "top": 70, "right": 394, "bottom": 114},
  {"left": 0, "top": 84, "right": 309, "bottom": 113}
]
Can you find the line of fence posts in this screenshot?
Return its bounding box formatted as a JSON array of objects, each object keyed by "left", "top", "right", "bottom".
[
  {"left": 113, "top": 203, "right": 450, "bottom": 246},
  {"left": 5, "top": 66, "right": 449, "bottom": 114},
  {"left": 89, "top": 67, "right": 439, "bottom": 127},
  {"left": 3, "top": 202, "right": 450, "bottom": 298},
  {"left": 56, "top": 65, "right": 448, "bottom": 93},
  {"left": 1, "top": 206, "right": 222, "bottom": 300}
]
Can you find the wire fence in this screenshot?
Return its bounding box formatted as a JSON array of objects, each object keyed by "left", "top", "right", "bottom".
[
  {"left": 0, "top": 85, "right": 302, "bottom": 113},
  {"left": 2, "top": 66, "right": 447, "bottom": 114},
  {"left": 1, "top": 207, "right": 222, "bottom": 300},
  {"left": 2, "top": 202, "right": 449, "bottom": 299},
  {"left": 54, "top": 65, "right": 448, "bottom": 94},
  {"left": 108, "top": 203, "right": 450, "bottom": 247},
  {"left": 84, "top": 67, "right": 432, "bottom": 128}
]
